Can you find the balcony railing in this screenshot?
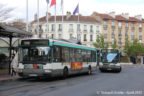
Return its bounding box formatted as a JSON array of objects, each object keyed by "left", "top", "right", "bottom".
[
  {"left": 103, "top": 25, "right": 107, "bottom": 29},
  {"left": 131, "top": 27, "right": 135, "bottom": 30},
  {"left": 83, "top": 30, "right": 87, "bottom": 32},
  {"left": 111, "top": 25, "right": 115, "bottom": 29},
  {"left": 58, "top": 29, "right": 62, "bottom": 32}
]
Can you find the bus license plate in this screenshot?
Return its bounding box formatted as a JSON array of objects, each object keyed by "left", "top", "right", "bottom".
[
  {"left": 29, "top": 74, "right": 37, "bottom": 77},
  {"left": 107, "top": 68, "right": 112, "bottom": 70}
]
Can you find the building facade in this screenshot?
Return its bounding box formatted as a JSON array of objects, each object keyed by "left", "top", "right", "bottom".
[
  {"left": 92, "top": 12, "right": 144, "bottom": 49},
  {"left": 31, "top": 12, "right": 101, "bottom": 47}
]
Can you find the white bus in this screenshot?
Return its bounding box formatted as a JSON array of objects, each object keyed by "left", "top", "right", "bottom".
[
  {"left": 99, "top": 49, "right": 121, "bottom": 72},
  {"left": 17, "top": 39, "right": 98, "bottom": 78}
]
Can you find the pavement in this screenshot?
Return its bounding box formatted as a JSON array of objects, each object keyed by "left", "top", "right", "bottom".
[
  {"left": 0, "top": 65, "right": 144, "bottom": 96},
  {"left": 0, "top": 63, "right": 139, "bottom": 82},
  {"left": 0, "top": 75, "right": 20, "bottom": 82}
]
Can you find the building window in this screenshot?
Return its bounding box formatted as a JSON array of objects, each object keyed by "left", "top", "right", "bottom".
[
  {"left": 125, "top": 23, "right": 128, "bottom": 28},
  {"left": 112, "top": 30, "right": 115, "bottom": 35},
  {"left": 131, "top": 23, "right": 135, "bottom": 28},
  {"left": 139, "top": 24, "right": 142, "bottom": 28},
  {"left": 51, "top": 24, "right": 55, "bottom": 31},
  {"left": 77, "top": 24, "right": 81, "bottom": 32},
  {"left": 112, "top": 38, "right": 114, "bottom": 44},
  {"left": 59, "top": 34, "right": 62, "bottom": 39},
  {"left": 90, "top": 25, "right": 93, "bottom": 32},
  {"left": 84, "top": 25, "right": 87, "bottom": 31},
  {"left": 139, "top": 40, "right": 142, "bottom": 43},
  {"left": 125, "top": 31, "right": 128, "bottom": 36},
  {"left": 51, "top": 34, "right": 54, "bottom": 39},
  {"left": 58, "top": 24, "right": 62, "bottom": 31},
  {"left": 131, "top": 31, "right": 134, "bottom": 36},
  {"left": 69, "top": 24, "right": 73, "bottom": 32},
  {"left": 90, "top": 35, "right": 93, "bottom": 41},
  {"left": 118, "top": 30, "right": 121, "bottom": 36},
  {"left": 104, "top": 21, "right": 107, "bottom": 26},
  {"left": 84, "top": 34, "right": 87, "bottom": 41},
  {"left": 45, "top": 25, "right": 49, "bottom": 32},
  {"left": 112, "top": 21, "right": 115, "bottom": 26},
  {"left": 118, "top": 22, "right": 122, "bottom": 27},
  {"left": 104, "top": 38, "right": 107, "bottom": 42},
  {"left": 118, "top": 38, "right": 121, "bottom": 45},
  {"left": 104, "top": 30, "right": 107, "bottom": 34},
  {"left": 70, "top": 34, "right": 73, "bottom": 39},
  {"left": 139, "top": 32, "right": 142, "bottom": 36}
]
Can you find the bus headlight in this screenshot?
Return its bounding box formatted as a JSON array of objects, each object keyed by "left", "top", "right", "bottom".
[
  {"left": 44, "top": 70, "right": 51, "bottom": 73},
  {"left": 99, "top": 63, "right": 103, "bottom": 66},
  {"left": 115, "top": 63, "right": 120, "bottom": 66},
  {"left": 18, "top": 63, "right": 24, "bottom": 69}
]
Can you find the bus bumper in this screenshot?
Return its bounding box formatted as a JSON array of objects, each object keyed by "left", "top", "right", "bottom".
[
  {"left": 18, "top": 69, "right": 52, "bottom": 78},
  {"left": 99, "top": 66, "right": 121, "bottom": 71}
]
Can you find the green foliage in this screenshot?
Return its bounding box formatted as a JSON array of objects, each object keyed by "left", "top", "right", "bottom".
[
  {"left": 112, "top": 38, "right": 117, "bottom": 49},
  {"left": 93, "top": 34, "right": 109, "bottom": 48},
  {"left": 124, "top": 38, "right": 144, "bottom": 57}
]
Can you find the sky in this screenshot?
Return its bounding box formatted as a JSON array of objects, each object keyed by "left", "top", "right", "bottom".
[{"left": 0, "top": 0, "right": 144, "bottom": 22}]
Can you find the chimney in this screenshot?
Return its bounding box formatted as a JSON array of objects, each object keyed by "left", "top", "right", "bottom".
[
  {"left": 66, "top": 11, "right": 71, "bottom": 19},
  {"left": 121, "top": 13, "right": 129, "bottom": 19},
  {"left": 108, "top": 11, "right": 115, "bottom": 18},
  {"left": 34, "top": 13, "right": 37, "bottom": 20},
  {"left": 135, "top": 15, "right": 142, "bottom": 20}
]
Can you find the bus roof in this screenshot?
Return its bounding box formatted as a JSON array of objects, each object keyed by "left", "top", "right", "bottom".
[{"left": 20, "top": 39, "right": 97, "bottom": 51}]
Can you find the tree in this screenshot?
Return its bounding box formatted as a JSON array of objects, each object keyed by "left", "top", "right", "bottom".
[
  {"left": 0, "top": 4, "right": 14, "bottom": 21},
  {"left": 93, "top": 34, "right": 109, "bottom": 48},
  {"left": 124, "top": 38, "right": 144, "bottom": 62},
  {"left": 112, "top": 38, "right": 117, "bottom": 49},
  {"left": 124, "top": 38, "right": 132, "bottom": 57}
]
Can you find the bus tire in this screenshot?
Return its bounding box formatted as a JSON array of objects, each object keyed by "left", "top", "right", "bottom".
[
  {"left": 88, "top": 66, "right": 92, "bottom": 75},
  {"left": 63, "top": 67, "right": 68, "bottom": 79}
]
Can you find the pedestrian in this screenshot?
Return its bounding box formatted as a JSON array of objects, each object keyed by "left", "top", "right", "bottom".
[{"left": 11, "top": 54, "right": 16, "bottom": 76}]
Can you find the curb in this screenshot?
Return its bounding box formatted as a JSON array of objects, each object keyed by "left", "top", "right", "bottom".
[{"left": 120, "top": 63, "right": 133, "bottom": 66}]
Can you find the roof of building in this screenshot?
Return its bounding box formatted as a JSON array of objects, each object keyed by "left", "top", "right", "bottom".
[
  {"left": 99, "top": 14, "right": 114, "bottom": 20},
  {"left": 115, "top": 15, "right": 127, "bottom": 21},
  {"left": 0, "top": 24, "right": 32, "bottom": 38},
  {"left": 92, "top": 12, "right": 144, "bottom": 22},
  {"left": 31, "top": 15, "right": 100, "bottom": 24}
]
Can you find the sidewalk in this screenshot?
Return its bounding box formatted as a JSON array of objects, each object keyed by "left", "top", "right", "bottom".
[
  {"left": 120, "top": 63, "right": 133, "bottom": 66},
  {"left": 0, "top": 75, "right": 20, "bottom": 82}
]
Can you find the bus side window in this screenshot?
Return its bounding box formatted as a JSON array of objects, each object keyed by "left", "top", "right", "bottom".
[
  {"left": 70, "top": 48, "right": 75, "bottom": 62},
  {"left": 62, "top": 47, "right": 69, "bottom": 62},
  {"left": 53, "top": 46, "right": 61, "bottom": 62}
]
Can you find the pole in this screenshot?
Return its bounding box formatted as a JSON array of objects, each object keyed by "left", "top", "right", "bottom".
[
  {"left": 46, "top": 3, "right": 49, "bottom": 39},
  {"left": 26, "top": 0, "right": 29, "bottom": 32},
  {"left": 54, "top": 4, "right": 56, "bottom": 39},
  {"left": 61, "top": 0, "right": 64, "bottom": 39},
  {"left": 37, "top": 0, "right": 39, "bottom": 38},
  {"left": 77, "top": 3, "right": 80, "bottom": 41}
]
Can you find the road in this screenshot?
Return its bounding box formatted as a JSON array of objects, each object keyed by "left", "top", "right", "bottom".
[{"left": 0, "top": 65, "right": 144, "bottom": 96}]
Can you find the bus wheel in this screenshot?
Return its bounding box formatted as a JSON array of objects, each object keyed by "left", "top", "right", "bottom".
[
  {"left": 88, "top": 66, "right": 92, "bottom": 75},
  {"left": 63, "top": 68, "right": 68, "bottom": 78}
]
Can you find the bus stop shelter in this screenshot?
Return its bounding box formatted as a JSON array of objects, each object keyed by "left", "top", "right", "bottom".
[{"left": 0, "top": 24, "right": 32, "bottom": 75}]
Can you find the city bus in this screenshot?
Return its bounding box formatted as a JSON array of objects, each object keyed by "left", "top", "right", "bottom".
[
  {"left": 99, "top": 49, "right": 121, "bottom": 72},
  {"left": 17, "top": 39, "right": 98, "bottom": 78}
]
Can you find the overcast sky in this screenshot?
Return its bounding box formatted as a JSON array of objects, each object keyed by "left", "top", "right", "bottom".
[{"left": 0, "top": 0, "right": 144, "bottom": 22}]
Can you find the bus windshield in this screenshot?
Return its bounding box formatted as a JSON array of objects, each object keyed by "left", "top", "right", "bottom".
[
  {"left": 19, "top": 47, "right": 50, "bottom": 63},
  {"left": 102, "top": 53, "right": 119, "bottom": 63}
]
